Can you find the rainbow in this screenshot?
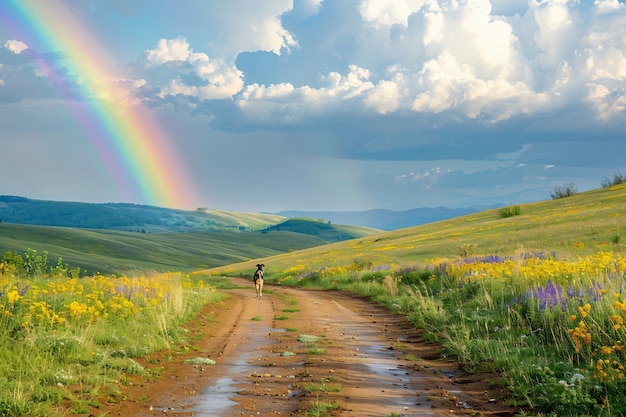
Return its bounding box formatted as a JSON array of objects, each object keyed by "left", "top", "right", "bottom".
[{"left": 0, "top": 0, "right": 201, "bottom": 209}]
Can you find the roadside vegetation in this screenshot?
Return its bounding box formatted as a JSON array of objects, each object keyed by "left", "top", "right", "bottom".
[{"left": 0, "top": 254, "right": 222, "bottom": 416}]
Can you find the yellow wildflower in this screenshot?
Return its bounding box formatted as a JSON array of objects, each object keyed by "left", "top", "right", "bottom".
[{"left": 7, "top": 290, "right": 20, "bottom": 304}]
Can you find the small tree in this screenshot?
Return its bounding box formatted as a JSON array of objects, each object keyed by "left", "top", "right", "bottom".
[
  {"left": 601, "top": 171, "right": 625, "bottom": 188},
  {"left": 550, "top": 183, "right": 578, "bottom": 199}
]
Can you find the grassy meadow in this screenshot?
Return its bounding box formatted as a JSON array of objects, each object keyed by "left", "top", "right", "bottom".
[
  {"left": 205, "top": 184, "right": 626, "bottom": 416},
  {"left": 0, "top": 268, "right": 223, "bottom": 416},
  {"left": 2, "top": 183, "right": 626, "bottom": 416}
]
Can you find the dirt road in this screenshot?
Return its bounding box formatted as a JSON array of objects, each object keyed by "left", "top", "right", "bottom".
[{"left": 98, "top": 278, "right": 516, "bottom": 416}]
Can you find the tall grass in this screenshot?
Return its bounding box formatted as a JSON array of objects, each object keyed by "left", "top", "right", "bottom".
[
  {"left": 255, "top": 252, "right": 626, "bottom": 414},
  {"left": 0, "top": 268, "right": 222, "bottom": 416},
  {"left": 210, "top": 258, "right": 625, "bottom": 411}
]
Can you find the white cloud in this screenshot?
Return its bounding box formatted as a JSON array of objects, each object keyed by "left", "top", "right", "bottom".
[
  {"left": 4, "top": 39, "right": 28, "bottom": 54},
  {"left": 143, "top": 37, "right": 244, "bottom": 100},
  {"left": 587, "top": 84, "right": 626, "bottom": 120},
  {"left": 364, "top": 79, "right": 400, "bottom": 114},
  {"left": 528, "top": 0, "right": 576, "bottom": 69},
  {"left": 161, "top": 53, "right": 244, "bottom": 100},
  {"left": 236, "top": 65, "right": 376, "bottom": 123},
  {"left": 203, "top": 0, "right": 298, "bottom": 57},
  {"left": 122, "top": 0, "right": 623, "bottom": 127},
  {"left": 202, "top": 0, "right": 624, "bottom": 127},
  {"left": 354, "top": 1, "right": 626, "bottom": 123},
  {"left": 395, "top": 167, "right": 452, "bottom": 187},
  {"left": 408, "top": 50, "right": 539, "bottom": 120},
  {"left": 293, "top": 0, "right": 323, "bottom": 20},
  {"left": 145, "top": 38, "right": 192, "bottom": 68},
  {"left": 583, "top": 9, "right": 626, "bottom": 73},
  {"left": 63, "top": 1, "right": 626, "bottom": 130},
  {"left": 222, "top": 1, "right": 553, "bottom": 124},
  {"left": 358, "top": 0, "right": 425, "bottom": 28}
]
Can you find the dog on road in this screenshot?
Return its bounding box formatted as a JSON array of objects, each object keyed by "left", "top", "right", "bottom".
[{"left": 253, "top": 264, "right": 265, "bottom": 297}]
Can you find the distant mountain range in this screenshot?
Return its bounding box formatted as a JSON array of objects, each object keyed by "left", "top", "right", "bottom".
[
  {"left": 0, "top": 195, "right": 500, "bottom": 232},
  {"left": 276, "top": 206, "right": 502, "bottom": 231}
]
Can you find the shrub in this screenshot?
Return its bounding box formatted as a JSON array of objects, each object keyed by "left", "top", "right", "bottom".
[
  {"left": 458, "top": 243, "right": 478, "bottom": 257},
  {"left": 360, "top": 271, "right": 386, "bottom": 283},
  {"left": 601, "top": 171, "right": 625, "bottom": 188},
  {"left": 498, "top": 205, "right": 521, "bottom": 218},
  {"left": 397, "top": 267, "right": 437, "bottom": 286},
  {"left": 2, "top": 250, "right": 80, "bottom": 278},
  {"left": 550, "top": 183, "right": 578, "bottom": 199}
]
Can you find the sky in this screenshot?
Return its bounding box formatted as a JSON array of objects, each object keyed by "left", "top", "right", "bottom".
[{"left": 1, "top": 0, "right": 626, "bottom": 213}]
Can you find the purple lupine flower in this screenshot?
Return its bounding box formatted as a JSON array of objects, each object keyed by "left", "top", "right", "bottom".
[
  {"left": 526, "top": 288, "right": 534, "bottom": 300},
  {"left": 530, "top": 280, "right": 566, "bottom": 312},
  {"left": 372, "top": 264, "right": 391, "bottom": 272},
  {"left": 588, "top": 285, "right": 601, "bottom": 302},
  {"left": 567, "top": 284, "right": 576, "bottom": 299},
  {"left": 537, "top": 287, "right": 547, "bottom": 311},
  {"left": 484, "top": 255, "right": 507, "bottom": 264},
  {"left": 545, "top": 280, "right": 556, "bottom": 309}
]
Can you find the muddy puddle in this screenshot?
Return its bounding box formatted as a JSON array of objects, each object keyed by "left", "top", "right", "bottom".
[
  {"left": 190, "top": 321, "right": 278, "bottom": 415},
  {"left": 340, "top": 321, "right": 443, "bottom": 416}
]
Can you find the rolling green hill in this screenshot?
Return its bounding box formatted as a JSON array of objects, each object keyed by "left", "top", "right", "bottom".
[
  {"left": 0, "top": 222, "right": 329, "bottom": 274},
  {"left": 0, "top": 199, "right": 381, "bottom": 274},
  {"left": 261, "top": 217, "right": 381, "bottom": 242},
  {"left": 205, "top": 183, "right": 626, "bottom": 277},
  {"left": 0, "top": 195, "right": 285, "bottom": 232},
  {"left": 0, "top": 195, "right": 379, "bottom": 239}
]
